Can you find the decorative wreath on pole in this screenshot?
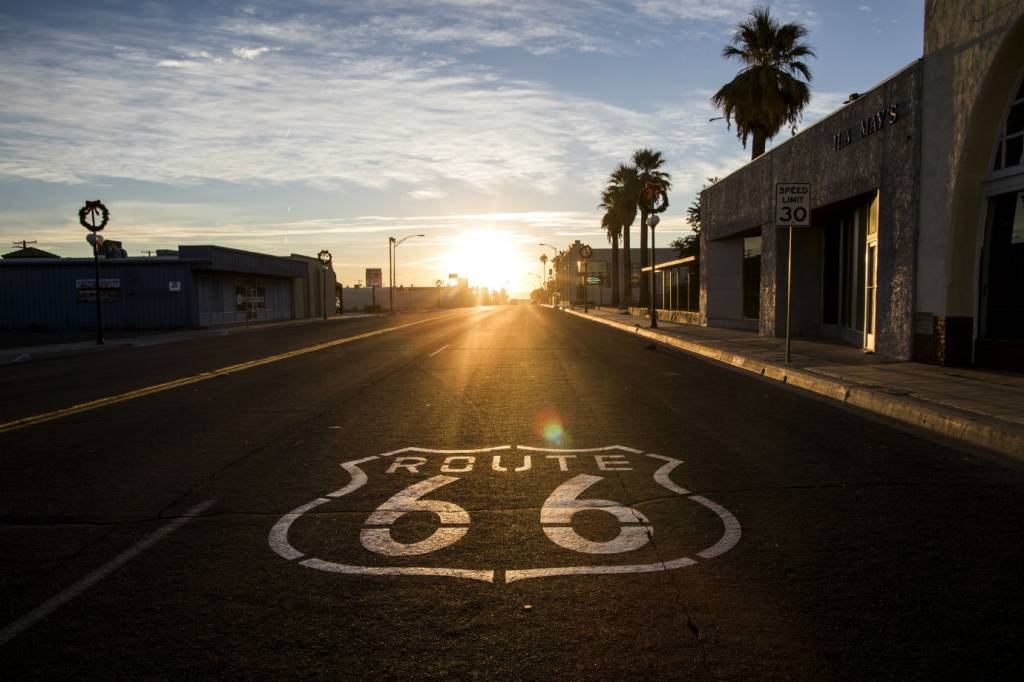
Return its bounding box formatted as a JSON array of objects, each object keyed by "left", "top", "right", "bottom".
[
  {"left": 641, "top": 182, "right": 669, "bottom": 214},
  {"left": 78, "top": 200, "right": 109, "bottom": 232}
]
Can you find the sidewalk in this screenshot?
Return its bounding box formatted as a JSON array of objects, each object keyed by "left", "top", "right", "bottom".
[
  {"left": 0, "top": 313, "right": 377, "bottom": 365},
  {"left": 563, "top": 306, "right": 1024, "bottom": 459}
]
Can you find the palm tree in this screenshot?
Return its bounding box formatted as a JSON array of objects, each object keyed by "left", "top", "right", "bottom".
[
  {"left": 711, "top": 6, "right": 815, "bottom": 160},
  {"left": 632, "top": 148, "right": 671, "bottom": 307},
  {"left": 599, "top": 194, "right": 622, "bottom": 307},
  {"left": 607, "top": 164, "right": 640, "bottom": 307}
]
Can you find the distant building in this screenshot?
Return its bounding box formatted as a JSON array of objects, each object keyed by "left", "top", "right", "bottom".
[
  {"left": 0, "top": 245, "right": 336, "bottom": 332},
  {"left": 550, "top": 239, "right": 676, "bottom": 308},
  {"left": 2, "top": 246, "right": 59, "bottom": 260},
  {"left": 700, "top": 0, "right": 1024, "bottom": 371}
]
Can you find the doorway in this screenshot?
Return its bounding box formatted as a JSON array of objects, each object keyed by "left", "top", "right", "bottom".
[
  {"left": 977, "top": 189, "right": 1024, "bottom": 369},
  {"left": 821, "top": 192, "right": 879, "bottom": 350}
]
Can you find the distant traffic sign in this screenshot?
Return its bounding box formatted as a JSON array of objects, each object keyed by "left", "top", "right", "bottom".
[
  {"left": 775, "top": 183, "right": 811, "bottom": 227},
  {"left": 585, "top": 276, "right": 602, "bottom": 285}
]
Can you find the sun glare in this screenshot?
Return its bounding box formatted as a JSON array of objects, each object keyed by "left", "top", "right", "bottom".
[{"left": 447, "top": 229, "right": 528, "bottom": 293}]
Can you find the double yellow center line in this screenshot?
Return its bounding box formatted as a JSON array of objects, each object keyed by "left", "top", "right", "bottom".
[{"left": 0, "top": 314, "right": 453, "bottom": 435}]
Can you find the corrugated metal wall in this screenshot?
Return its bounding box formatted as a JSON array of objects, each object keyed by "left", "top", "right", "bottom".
[
  {"left": 0, "top": 260, "right": 198, "bottom": 331},
  {"left": 195, "top": 274, "right": 292, "bottom": 326}
]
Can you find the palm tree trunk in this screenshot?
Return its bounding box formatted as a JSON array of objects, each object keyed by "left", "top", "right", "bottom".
[
  {"left": 610, "top": 233, "right": 620, "bottom": 307},
  {"left": 639, "top": 207, "right": 649, "bottom": 307},
  {"left": 622, "top": 225, "right": 632, "bottom": 308},
  {"left": 751, "top": 129, "right": 766, "bottom": 159}
]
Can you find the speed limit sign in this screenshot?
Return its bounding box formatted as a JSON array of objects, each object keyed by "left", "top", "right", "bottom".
[{"left": 775, "top": 183, "right": 811, "bottom": 227}]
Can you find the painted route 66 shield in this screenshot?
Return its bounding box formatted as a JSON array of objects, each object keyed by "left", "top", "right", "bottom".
[{"left": 269, "top": 445, "right": 740, "bottom": 584}]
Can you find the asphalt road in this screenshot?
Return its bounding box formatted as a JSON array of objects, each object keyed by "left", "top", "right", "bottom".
[{"left": 1, "top": 305, "right": 1022, "bottom": 679}]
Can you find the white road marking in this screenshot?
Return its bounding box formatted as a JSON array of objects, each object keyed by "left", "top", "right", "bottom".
[
  {"left": 0, "top": 498, "right": 216, "bottom": 646},
  {"left": 491, "top": 454, "right": 532, "bottom": 471},
  {"left": 362, "top": 476, "right": 469, "bottom": 556},
  {"left": 377, "top": 445, "right": 511, "bottom": 457},
  {"left": 328, "top": 457, "right": 377, "bottom": 498},
  {"left": 300, "top": 558, "right": 494, "bottom": 583},
  {"left": 518, "top": 445, "right": 642, "bottom": 454},
  {"left": 647, "top": 453, "right": 691, "bottom": 495},
  {"left": 268, "top": 446, "right": 742, "bottom": 585},
  {"left": 691, "top": 495, "right": 742, "bottom": 559},
  {"left": 505, "top": 556, "right": 696, "bottom": 583},
  {"left": 540, "top": 474, "right": 651, "bottom": 555},
  {"left": 428, "top": 344, "right": 449, "bottom": 357},
  {"left": 361, "top": 526, "right": 469, "bottom": 556}
]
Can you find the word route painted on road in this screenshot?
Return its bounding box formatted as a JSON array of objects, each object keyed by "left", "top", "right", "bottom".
[{"left": 269, "top": 445, "right": 741, "bottom": 584}]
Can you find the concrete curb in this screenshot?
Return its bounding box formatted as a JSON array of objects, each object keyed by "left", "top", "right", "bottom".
[{"left": 564, "top": 308, "right": 1024, "bottom": 460}]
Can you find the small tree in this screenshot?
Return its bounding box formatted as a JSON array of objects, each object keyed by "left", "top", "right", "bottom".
[{"left": 671, "top": 177, "right": 719, "bottom": 258}]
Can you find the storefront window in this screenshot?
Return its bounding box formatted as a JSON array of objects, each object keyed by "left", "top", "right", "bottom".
[{"left": 742, "top": 236, "right": 761, "bottom": 319}]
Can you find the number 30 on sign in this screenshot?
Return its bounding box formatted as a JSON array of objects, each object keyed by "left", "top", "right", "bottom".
[{"left": 775, "top": 183, "right": 811, "bottom": 227}]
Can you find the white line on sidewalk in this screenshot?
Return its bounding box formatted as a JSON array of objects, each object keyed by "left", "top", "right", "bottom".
[
  {"left": 0, "top": 498, "right": 216, "bottom": 646},
  {"left": 428, "top": 344, "right": 449, "bottom": 357}
]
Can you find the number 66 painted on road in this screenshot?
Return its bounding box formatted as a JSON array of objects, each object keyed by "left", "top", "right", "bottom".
[
  {"left": 269, "top": 446, "right": 741, "bottom": 584},
  {"left": 359, "top": 473, "right": 649, "bottom": 556}
]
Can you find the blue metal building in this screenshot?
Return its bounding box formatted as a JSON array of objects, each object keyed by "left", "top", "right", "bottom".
[{"left": 0, "top": 245, "right": 333, "bottom": 331}]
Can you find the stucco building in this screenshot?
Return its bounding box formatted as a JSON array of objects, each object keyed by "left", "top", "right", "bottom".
[{"left": 700, "top": 0, "right": 1024, "bottom": 371}]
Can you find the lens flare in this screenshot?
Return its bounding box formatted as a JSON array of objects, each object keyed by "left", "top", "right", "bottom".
[{"left": 533, "top": 409, "right": 567, "bottom": 446}]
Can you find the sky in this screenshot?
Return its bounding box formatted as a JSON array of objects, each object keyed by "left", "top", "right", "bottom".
[{"left": 0, "top": 0, "right": 923, "bottom": 294}]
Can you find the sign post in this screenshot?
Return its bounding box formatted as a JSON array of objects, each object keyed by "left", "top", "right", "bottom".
[
  {"left": 366, "top": 268, "right": 383, "bottom": 310},
  {"left": 318, "top": 250, "right": 333, "bottom": 319},
  {"left": 775, "top": 183, "right": 811, "bottom": 363},
  {"left": 578, "top": 244, "right": 593, "bottom": 313},
  {"left": 79, "top": 200, "right": 109, "bottom": 345}
]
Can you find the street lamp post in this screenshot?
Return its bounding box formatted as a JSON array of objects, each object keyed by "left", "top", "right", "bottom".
[
  {"left": 647, "top": 214, "right": 659, "bottom": 328},
  {"left": 317, "top": 250, "right": 332, "bottom": 320},
  {"left": 389, "top": 234, "right": 424, "bottom": 313}
]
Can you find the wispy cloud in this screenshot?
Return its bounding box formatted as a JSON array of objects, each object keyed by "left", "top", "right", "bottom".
[
  {"left": 231, "top": 45, "right": 280, "bottom": 60},
  {"left": 0, "top": 18, "right": 731, "bottom": 199}
]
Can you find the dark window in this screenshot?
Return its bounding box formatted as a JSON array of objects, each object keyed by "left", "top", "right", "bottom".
[
  {"left": 854, "top": 209, "right": 866, "bottom": 333},
  {"left": 982, "top": 190, "right": 1024, "bottom": 339},
  {"left": 822, "top": 219, "right": 840, "bottom": 324},
  {"left": 1008, "top": 102, "right": 1024, "bottom": 136},
  {"left": 1007, "top": 136, "right": 1023, "bottom": 169},
  {"left": 993, "top": 75, "right": 1024, "bottom": 171},
  {"left": 742, "top": 236, "right": 762, "bottom": 320}
]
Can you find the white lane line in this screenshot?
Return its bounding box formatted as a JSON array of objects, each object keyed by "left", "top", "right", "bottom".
[
  {"left": 0, "top": 498, "right": 216, "bottom": 647},
  {"left": 428, "top": 344, "right": 449, "bottom": 357}
]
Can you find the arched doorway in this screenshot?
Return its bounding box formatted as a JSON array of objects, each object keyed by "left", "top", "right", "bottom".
[{"left": 977, "top": 68, "right": 1024, "bottom": 370}]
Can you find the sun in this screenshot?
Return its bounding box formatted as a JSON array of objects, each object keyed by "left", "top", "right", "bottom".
[{"left": 447, "top": 229, "right": 528, "bottom": 292}]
